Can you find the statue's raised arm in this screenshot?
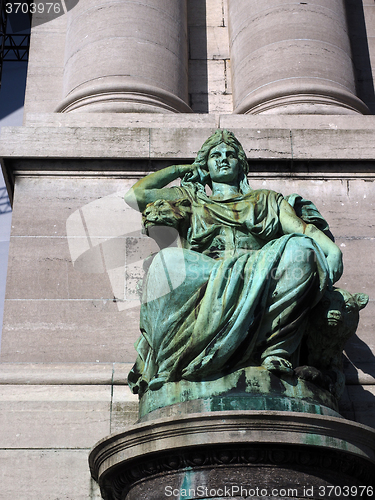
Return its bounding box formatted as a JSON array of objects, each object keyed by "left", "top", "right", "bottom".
[{"left": 124, "top": 163, "right": 197, "bottom": 213}]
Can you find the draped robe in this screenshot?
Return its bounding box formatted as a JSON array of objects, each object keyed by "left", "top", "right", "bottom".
[{"left": 128, "top": 188, "right": 330, "bottom": 394}]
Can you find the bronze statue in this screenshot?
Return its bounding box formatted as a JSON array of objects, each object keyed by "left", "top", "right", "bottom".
[{"left": 124, "top": 130, "right": 365, "bottom": 399}]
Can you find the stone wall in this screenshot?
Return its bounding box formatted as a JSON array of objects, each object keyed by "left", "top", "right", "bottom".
[
  {"left": 1, "top": 114, "right": 375, "bottom": 498},
  {"left": 1, "top": 0, "right": 375, "bottom": 498}
]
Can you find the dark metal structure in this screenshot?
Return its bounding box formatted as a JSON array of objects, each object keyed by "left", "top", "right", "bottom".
[{"left": 0, "top": 0, "right": 31, "bottom": 86}]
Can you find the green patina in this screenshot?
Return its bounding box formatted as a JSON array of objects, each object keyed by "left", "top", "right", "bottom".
[
  {"left": 303, "top": 432, "right": 349, "bottom": 453},
  {"left": 138, "top": 366, "right": 340, "bottom": 418},
  {"left": 124, "top": 130, "right": 368, "bottom": 415}
]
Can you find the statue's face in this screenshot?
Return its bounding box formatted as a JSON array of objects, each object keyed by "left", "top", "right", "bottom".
[{"left": 207, "top": 143, "right": 239, "bottom": 184}]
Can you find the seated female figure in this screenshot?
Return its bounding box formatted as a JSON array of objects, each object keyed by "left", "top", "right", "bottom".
[{"left": 124, "top": 130, "right": 343, "bottom": 395}]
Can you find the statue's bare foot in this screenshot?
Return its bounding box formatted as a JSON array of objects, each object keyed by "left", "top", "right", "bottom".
[{"left": 262, "top": 356, "right": 293, "bottom": 375}]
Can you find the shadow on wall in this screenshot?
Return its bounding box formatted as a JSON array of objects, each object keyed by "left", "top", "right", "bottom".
[
  {"left": 341, "top": 333, "right": 375, "bottom": 428},
  {"left": 187, "top": 0, "right": 208, "bottom": 112},
  {"left": 0, "top": 172, "right": 12, "bottom": 343},
  {"left": 345, "top": 0, "right": 375, "bottom": 114}
]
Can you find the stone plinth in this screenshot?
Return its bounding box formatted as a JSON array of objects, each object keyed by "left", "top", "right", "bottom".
[
  {"left": 137, "top": 366, "right": 340, "bottom": 419},
  {"left": 89, "top": 411, "right": 375, "bottom": 500}
]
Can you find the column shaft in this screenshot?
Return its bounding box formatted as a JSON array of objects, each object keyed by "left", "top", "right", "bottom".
[
  {"left": 228, "top": 0, "right": 368, "bottom": 114},
  {"left": 57, "top": 0, "right": 191, "bottom": 113}
]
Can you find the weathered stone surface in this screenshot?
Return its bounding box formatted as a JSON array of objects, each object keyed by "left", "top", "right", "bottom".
[
  {"left": 226, "top": 128, "right": 293, "bottom": 158},
  {"left": 23, "top": 68, "right": 64, "bottom": 114},
  {"left": 0, "top": 362, "right": 108, "bottom": 384},
  {"left": 113, "top": 362, "right": 133, "bottom": 385},
  {"left": 8, "top": 176, "right": 138, "bottom": 238},
  {"left": 28, "top": 113, "right": 375, "bottom": 132},
  {"left": 110, "top": 386, "right": 139, "bottom": 433},
  {"left": 25, "top": 112, "right": 218, "bottom": 128},
  {"left": 0, "top": 449, "right": 102, "bottom": 500},
  {"left": 363, "top": 4, "right": 375, "bottom": 37},
  {"left": 3, "top": 121, "right": 375, "bottom": 159},
  {"left": 335, "top": 239, "right": 375, "bottom": 294},
  {"left": 187, "top": 0, "right": 225, "bottom": 27},
  {"left": 0, "top": 362, "right": 133, "bottom": 385},
  {"left": 189, "top": 60, "right": 227, "bottom": 94},
  {"left": 149, "top": 127, "right": 217, "bottom": 158},
  {"left": 23, "top": 15, "right": 67, "bottom": 115},
  {"left": 189, "top": 26, "right": 230, "bottom": 60},
  {"left": 219, "top": 114, "right": 375, "bottom": 130},
  {"left": 0, "top": 298, "right": 140, "bottom": 362},
  {"left": 1, "top": 174, "right": 147, "bottom": 364},
  {"left": 0, "top": 385, "right": 111, "bottom": 448},
  {"left": 5, "top": 236, "right": 113, "bottom": 300},
  {"left": 249, "top": 177, "right": 375, "bottom": 238},
  {"left": 368, "top": 35, "right": 375, "bottom": 67},
  {"left": 0, "top": 126, "right": 150, "bottom": 158},
  {"left": 291, "top": 129, "right": 375, "bottom": 159},
  {"left": 190, "top": 93, "right": 233, "bottom": 114},
  {"left": 225, "top": 59, "right": 232, "bottom": 95},
  {"left": 26, "top": 31, "right": 65, "bottom": 68}
]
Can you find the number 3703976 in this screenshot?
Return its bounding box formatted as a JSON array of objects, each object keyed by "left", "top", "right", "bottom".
[{"left": 5, "top": 2, "right": 61, "bottom": 14}]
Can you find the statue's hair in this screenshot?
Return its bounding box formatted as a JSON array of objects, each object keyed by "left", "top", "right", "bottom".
[{"left": 182, "top": 129, "right": 251, "bottom": 194}]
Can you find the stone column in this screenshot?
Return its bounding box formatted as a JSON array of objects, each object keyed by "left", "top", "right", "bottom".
[
  {"left": 56, "top": 0, "right": 191, "bottom": 113},
  {"left": 228, "top": 0, "right": 368, "bottom": 115}
]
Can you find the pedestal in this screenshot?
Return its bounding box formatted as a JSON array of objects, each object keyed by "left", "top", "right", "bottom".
[
  {"left": 90, "top": 411, "right": 375, "bottom": 500},
  {"left": 137, "top": 366, "right": 340, "bottom": 419},
  {"left": 90, "top": 369, "right": 375, "bottom": 499}
]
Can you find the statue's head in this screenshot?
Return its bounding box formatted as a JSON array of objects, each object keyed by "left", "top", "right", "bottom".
[{"left": 182, "top": 130, "right": 251, "bottom": 194}]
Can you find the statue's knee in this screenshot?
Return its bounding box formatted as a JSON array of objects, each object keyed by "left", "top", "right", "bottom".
[
  {"left": 281, "top": 241, "right": 316, "bottom": 283},
  {"left": 285, "top": 240, "right": 315, "bottom": 266}
]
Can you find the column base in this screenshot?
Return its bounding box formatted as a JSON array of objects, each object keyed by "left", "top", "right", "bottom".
[
  {"left": 234, "top": 80, "right": 369, "bottom": 115},
  {"left": 56, "top": 77, "right": 192, "bottom": 114}
]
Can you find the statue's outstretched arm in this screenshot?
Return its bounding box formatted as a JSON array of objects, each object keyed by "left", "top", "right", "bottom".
[
  {"left": 124, "top": 164, "right": 194, "bottom": 212},
  {"left": 279, "top": 199, "right": 343, "bottom": 284}
]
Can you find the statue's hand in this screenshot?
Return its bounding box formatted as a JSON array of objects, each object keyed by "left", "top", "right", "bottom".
[
  {"left": 326, "top": 248, "right": 343, "bottom": 285},
  {"left": 178, "top": 163, "right": 209, "bottom": 185}
]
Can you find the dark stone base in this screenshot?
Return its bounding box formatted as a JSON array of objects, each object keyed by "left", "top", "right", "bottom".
[
  {"left": 89, "top": 411, "right": 375, "bottom": 500},
  {"left": 123, "top": 450, "right": 372, "bottom": 500}
]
